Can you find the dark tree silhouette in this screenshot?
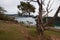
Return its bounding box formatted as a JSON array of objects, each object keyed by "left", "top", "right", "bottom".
[
  {"left": 0, "top": 6, "right": 7, "bottom": 20},
  {"left": 0, "top": 6, "right": 6, "bottom": 12},
  {"left": 17, "top": 2, "right": 35, "bottom": 17}
]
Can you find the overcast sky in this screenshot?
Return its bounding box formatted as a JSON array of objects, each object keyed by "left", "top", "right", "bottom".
[{"left": 0, "top": 0, "right": 60, "bottom": 17}]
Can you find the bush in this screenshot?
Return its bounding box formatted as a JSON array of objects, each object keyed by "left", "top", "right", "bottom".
[{"left": 0, "top": 13, "right": 15, "bottom": 21}]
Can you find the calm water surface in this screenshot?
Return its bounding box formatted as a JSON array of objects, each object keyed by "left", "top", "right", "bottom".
[
  {"left": 15, "top": 17, "right": 60, "bottom": 29},
  {"left": 15, "top": 17, "right": 36, "bottom": 25}
]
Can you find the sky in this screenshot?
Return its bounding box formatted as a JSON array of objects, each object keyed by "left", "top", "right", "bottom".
[
  {"left": 0, "top": 0, "right": 20, "bottom": 14},
  {"left": 0, "top": 0, "right": 60, "bottom": 17}
]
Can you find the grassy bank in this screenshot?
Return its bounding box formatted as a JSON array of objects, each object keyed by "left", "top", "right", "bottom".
[
  {"left": 0, "top": 21, "right": 60, "bottom": 40},
  {"left": 0, "top": 21, "right": 28, "bottom": 40},
  {"left": 44, "top": 30, "right": 60, "bottom": 36}
]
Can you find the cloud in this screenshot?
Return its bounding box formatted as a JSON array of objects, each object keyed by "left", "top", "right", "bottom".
[
  {"left": 0, "top": 0, "right": 20, "bottom": 14},
  {"left": 0, "top": 0, "right": 60, "bottom": 16}
]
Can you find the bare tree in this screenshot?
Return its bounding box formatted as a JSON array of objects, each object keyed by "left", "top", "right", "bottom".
[
  {"left": 23, "top": 0, "right": 54, "bottom": 36},
  {"left": 45, "top": 0, "right": 53, "bottom": 23},
  {"left": 20, "top": 0, "right": 60, "bottom": 40}
]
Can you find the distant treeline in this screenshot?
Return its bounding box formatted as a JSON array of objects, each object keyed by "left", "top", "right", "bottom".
[
  {"left": 0, "top": 6, "right": 16, "bottom": 22},
  {"left": 7, "top": 14, "right": 35, "bottom": 17},
  {"left": 0, "top": 13, "right": 15, "bottom": 21}
]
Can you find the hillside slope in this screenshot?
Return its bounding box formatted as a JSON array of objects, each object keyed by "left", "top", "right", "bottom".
[
  {"left": 0, "top": 21, "right": 30, "bottom": 40},
  {"left": 0, "top": 20, "right": 60, "bottom": 40}
]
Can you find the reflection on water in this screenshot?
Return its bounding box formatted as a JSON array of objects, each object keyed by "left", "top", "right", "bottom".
[
  {"left": 55, "top": 26, "right": 60, "bottom": 29},
  {"left": 15, "top": 17, "right": 36, "bottom": 25}
]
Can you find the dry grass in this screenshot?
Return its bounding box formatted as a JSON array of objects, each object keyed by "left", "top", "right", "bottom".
[
  {"left": 0, "top": 21, "right": 29, "bottom": 40},
  {"left": 0, "top": 20, "right": 60, "bottom": 40}
]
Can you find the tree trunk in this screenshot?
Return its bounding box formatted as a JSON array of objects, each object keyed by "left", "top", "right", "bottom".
[
  {"left": 29, "top": 12, "right": 30, "bottom": 17},
  {"left": 36, "top": 0, "right": 44, "bottom": 36}
]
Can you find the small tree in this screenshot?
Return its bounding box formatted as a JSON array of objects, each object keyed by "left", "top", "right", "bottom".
[
  {"left": 0, "top": 6, "right": 7, "bottom": 20},
  {"left": 0, "top": 6, "right": 6, "bottom": 12},
  {"left": 17, "top": 2, "right": 35, "bottom": 17}
]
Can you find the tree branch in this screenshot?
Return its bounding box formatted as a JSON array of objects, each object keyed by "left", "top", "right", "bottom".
[
  {"left": 48, "top": 0, "right": 54, "bottom": 10},
  {"left": 37, "top": 0, "right": 41, "bottom": 5}
]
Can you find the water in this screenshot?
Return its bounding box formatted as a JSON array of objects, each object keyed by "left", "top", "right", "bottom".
[
  {"left": 55, "top": 26, "right": 60, "bottom": 29},
  {"left": 15, "top": 17, "right": 60, "bottom": 29},
  {"left": 15, "top": 17, "right": 36, "bottom": 25}
]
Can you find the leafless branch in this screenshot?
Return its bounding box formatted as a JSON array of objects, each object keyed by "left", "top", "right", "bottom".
[
  {"left": 42, "top": 0, "right": 45, "bottom": 3},
  {"left": 42, "top": 0, "right": 45, "bottom": 5},
  {"left": 32, "top": 1, "right": 37, "bottom": 2},
  {"left": 37, "top": 0, "right": 41, "bottom": 5},
  {"left": 49, "top": 9, "right": 53, "bottom": 13},
  {"left": 46, "top": 0, "right": 51, "bottom": 9},
  {"left": 48, "top": 0, "right": 54, "bottom": 10}
]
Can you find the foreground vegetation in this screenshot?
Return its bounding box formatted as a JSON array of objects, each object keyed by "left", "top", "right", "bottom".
[
  {"left": 0, "top": 21, "right": 60, "bottom": 40},
  {"left": 0, "top": 21, "right": 27, "bottom": 40}
]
